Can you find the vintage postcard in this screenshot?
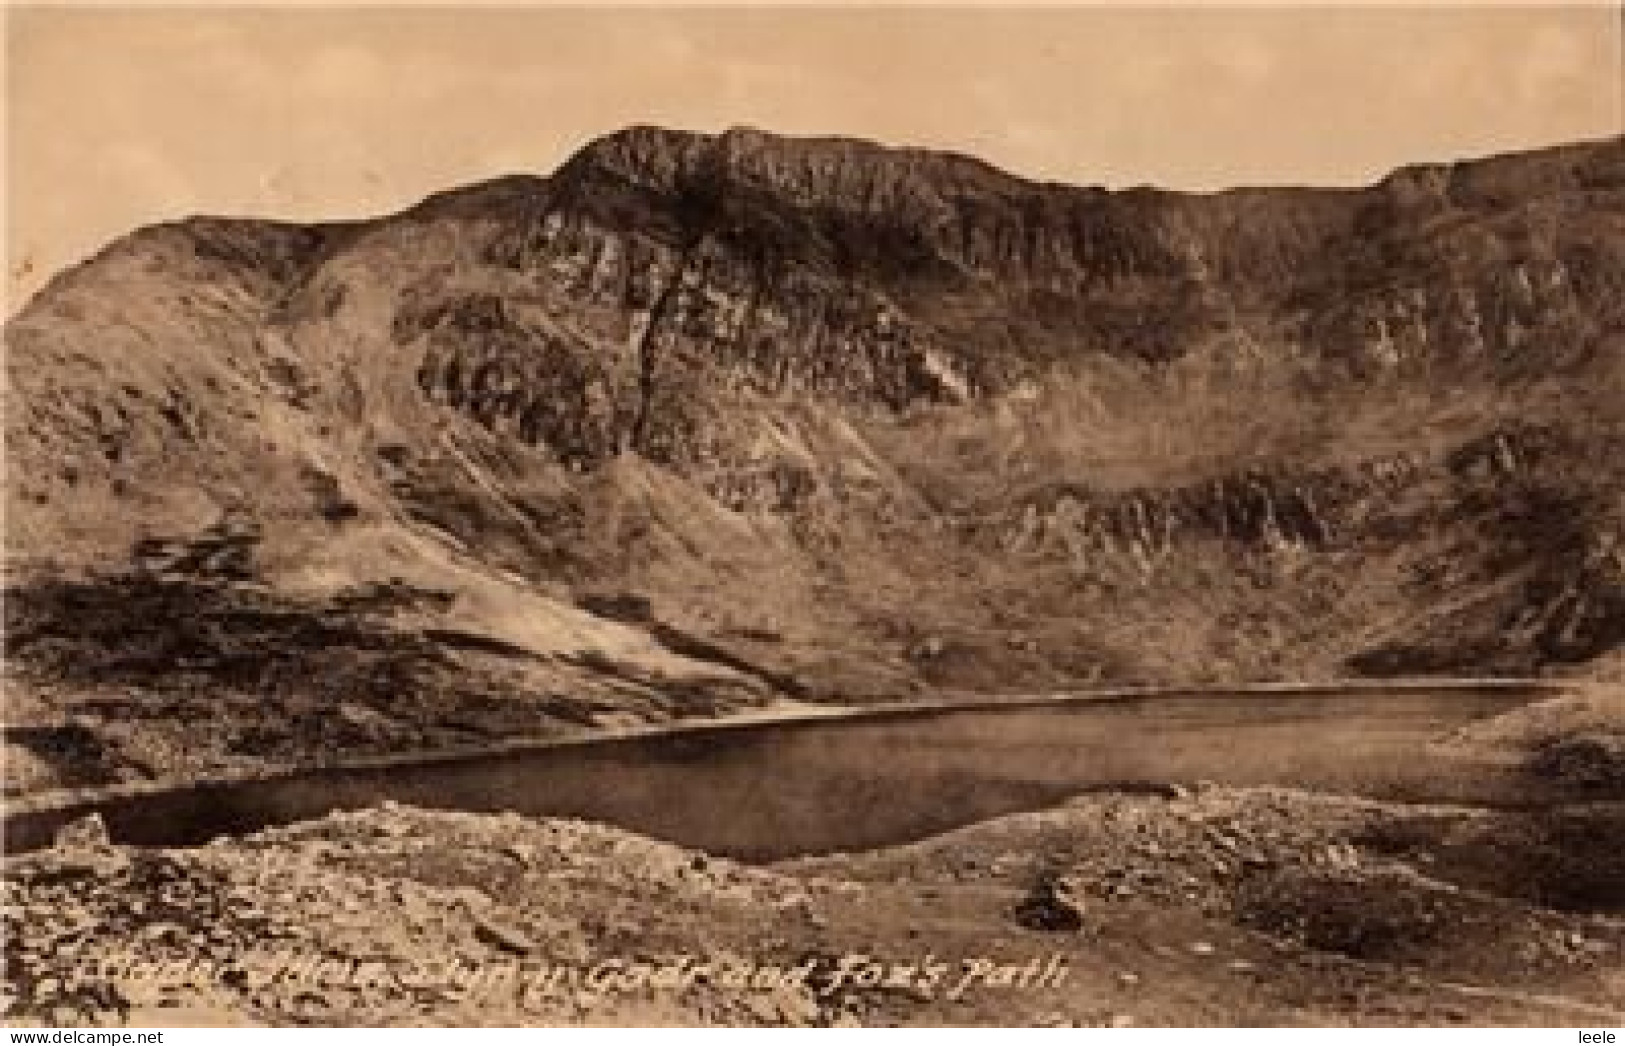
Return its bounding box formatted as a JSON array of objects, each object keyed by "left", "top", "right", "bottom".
[{"left": 3, "top": 2, "right": 1623, "bottom": 1030}]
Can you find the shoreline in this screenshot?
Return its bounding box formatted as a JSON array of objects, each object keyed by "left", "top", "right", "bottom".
[{"left": 2, "top": 676, "right": 1565, "bottom": 829}]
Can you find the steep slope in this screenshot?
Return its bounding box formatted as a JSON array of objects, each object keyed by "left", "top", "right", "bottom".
[{"left": 5, "top": 128, "right": 1625, "bottom": 786}]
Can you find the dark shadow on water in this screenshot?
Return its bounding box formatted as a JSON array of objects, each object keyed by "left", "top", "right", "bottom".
[{"left": 4, "top": 687, "right": 1573, "bottom": 867}]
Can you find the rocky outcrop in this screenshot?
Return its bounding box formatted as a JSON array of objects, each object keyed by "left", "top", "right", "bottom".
[{"left": 1002, "top": 468, "right": 1357, "bottom": 574}]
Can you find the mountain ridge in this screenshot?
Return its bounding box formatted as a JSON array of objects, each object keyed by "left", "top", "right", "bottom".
[
  {"left": 5, "top": 124, "right": 1624, "bottom": 790},
  {"left": 23, "top": 125, "right": 1620, "bottom": 318}
]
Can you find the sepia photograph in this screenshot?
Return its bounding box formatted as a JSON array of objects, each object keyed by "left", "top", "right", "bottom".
[{"left": 2, "top": 1, "right": 1623, "bottom": 1031}]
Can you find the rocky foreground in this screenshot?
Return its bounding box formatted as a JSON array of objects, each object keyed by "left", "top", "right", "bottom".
[{"left": 5, "top": 782, "right": 1623, "bottom": 1027}]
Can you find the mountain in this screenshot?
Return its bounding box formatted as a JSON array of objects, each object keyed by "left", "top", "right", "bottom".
[{"left": 6, "top": 126, "right": 1625, "bottom": 786}]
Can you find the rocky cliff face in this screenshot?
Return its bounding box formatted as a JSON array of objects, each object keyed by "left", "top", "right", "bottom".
[{"left": 6, "top": 127, "right": 1625, "bottom": 709}]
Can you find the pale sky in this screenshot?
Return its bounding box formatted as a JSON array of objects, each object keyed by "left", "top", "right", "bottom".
[{"left": 5, "top": 4, "right": 1622, "bottom": 308}]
